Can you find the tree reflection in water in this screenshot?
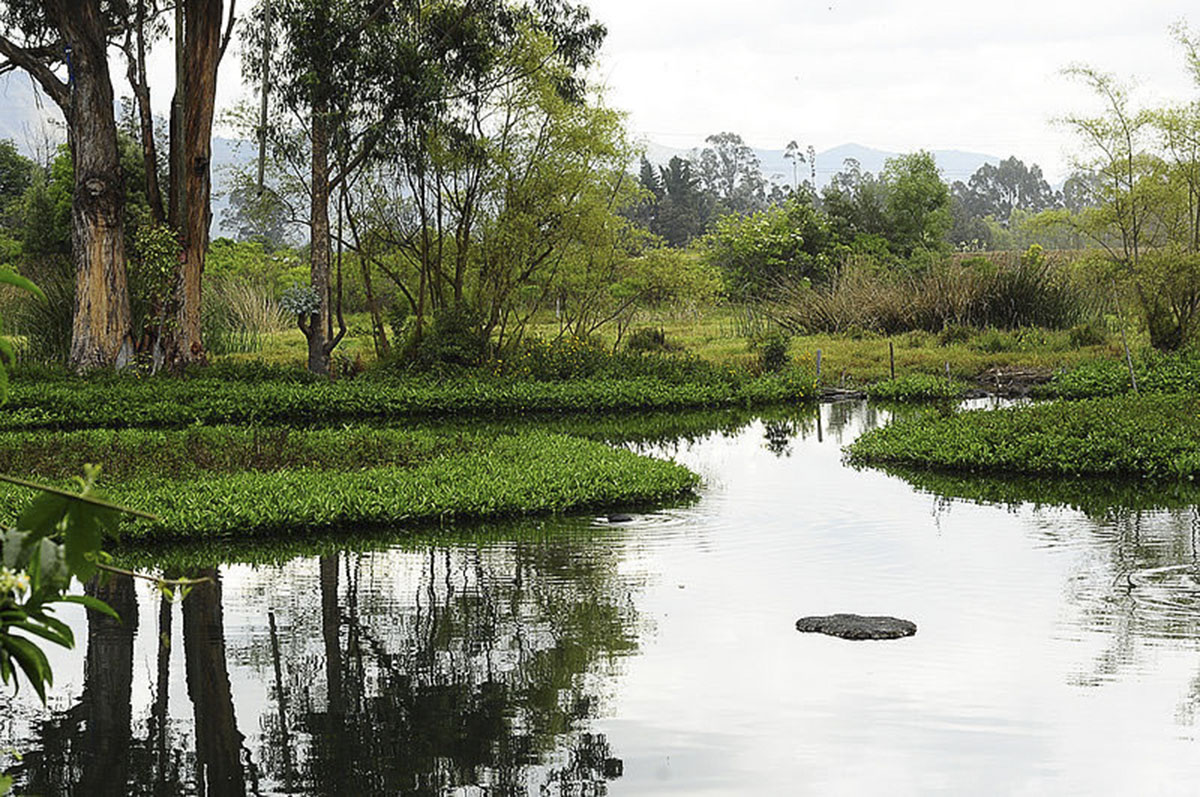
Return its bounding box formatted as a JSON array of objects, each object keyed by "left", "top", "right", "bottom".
[{"left": 9, "top": 527, "right": 639, "bottom": 795}]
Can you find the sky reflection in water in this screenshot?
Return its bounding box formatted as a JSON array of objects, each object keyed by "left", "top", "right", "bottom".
[{"left": 5, "top": 401, "right": 1200, "bottom": 795}]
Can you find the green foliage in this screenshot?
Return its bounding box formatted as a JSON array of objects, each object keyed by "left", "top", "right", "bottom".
[
  {"left": 0, "top": 468, "right": 128, "bottom": 701},
  {"left": 0, "top": 431, "right": 699, "bottom": 540},
  {"left": 1044, "top": 349, "right": 1200, "bottom": 398},
  {"left": 865, "top": 373, "right": 966, "bottom": 401},
  {"left": 848, "top": 395, "right": 1200, "bottom": 479},
  {"left": 204, "top": 275, "right": 289, "bottom": 355},
  {"left": 703, "top": 198, "right": 834, "bottom": 301},
  {"left": 0, "top": 364, "right": 819, "bottom": 432},
  {"left": 750, "top": 329, "right": 790, "bottom": 373},
  {"left": 413, "top": 303, "right": 488, "bottom": 370},
  {"left": 771, "top": 248, "right": 1084, "bottom": 335},
  {"left": 625, "top": 327, "right": 674, "bottom": 353},
  {"left": 881, "top": 150, "right": 952, "bottom": 256}
]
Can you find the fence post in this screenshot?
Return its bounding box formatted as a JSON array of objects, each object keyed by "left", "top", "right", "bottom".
[
  {"left": 815, "top": 349, "right": 822, "bottom": 384},
  {"left": 889, "top": 341, "right": 895, "bottom": 380}
]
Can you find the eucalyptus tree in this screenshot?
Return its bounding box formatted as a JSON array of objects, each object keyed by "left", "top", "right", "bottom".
[{"left": 0, "top": 1, "right": 135, "bottom": 369}]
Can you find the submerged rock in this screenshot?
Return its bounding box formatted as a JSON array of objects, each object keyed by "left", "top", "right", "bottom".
[{"left": 795, "top": 613, "right": 917, "bottom": 640}]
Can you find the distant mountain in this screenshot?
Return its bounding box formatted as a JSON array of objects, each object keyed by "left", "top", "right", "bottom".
[{"left": 641, "top": 140, "right": 1002, "bottom": 190}]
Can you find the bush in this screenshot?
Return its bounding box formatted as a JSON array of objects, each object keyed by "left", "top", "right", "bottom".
[
  {"left": 770, "top": 246, "right": 1086, "bottom": 335},
  {"left": 937, "top": 323, "right": 973, "bottom": 346},
  {"left": 2, "top": 367, "right": 820, "bottom": 431},
  {"left": 9, "top": 255, "right": 72, "bottom": 364},
  {"left": 865, "top": 373, "right": 965, "bottom": 401},
  {"left": 0, "top": 430, "right": 701, "bottom": 540},
  {"left": 1067, "top": 320, "right": 1108, "bottom": 348},
  {"left": 750, "top": 329, "right": 791, "bottom": 373},
  {"left": 204, "top": 275, "right": 289, "bottom": 355},
  {"left": 413, "top": 303, "right": 488, "bottom": 370},
  {"left": 625, "top": 327, "right": 674, "bottom": 353}
]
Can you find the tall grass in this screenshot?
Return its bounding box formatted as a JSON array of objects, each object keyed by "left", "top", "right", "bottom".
[
  {"left": 8, "top": 256, "right": 73, "bottom": 364},
  {"left": 203, "top": 275, "right": 290, "bottom": 355},
  {"left": 769, "top": 249, "right": 1087, "bottom": 335}
]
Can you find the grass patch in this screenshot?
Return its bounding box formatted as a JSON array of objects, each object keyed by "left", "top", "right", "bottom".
[
  {"left": 0, "top": 430, "right": 699, "bottom": 540},
  {"left": 846, "top": 394, "right": 1200, "bottom": 479},
  {"left": 1, "top": 368, "right": 818, "bottom": 431}
]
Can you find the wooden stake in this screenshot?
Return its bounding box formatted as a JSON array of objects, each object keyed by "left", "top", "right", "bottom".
[
  {"left": 889, "top": 340, "right": 895, "bottom": 380},
  {"left": 815, "top": 349, "right": 822, "bottom": 383}
]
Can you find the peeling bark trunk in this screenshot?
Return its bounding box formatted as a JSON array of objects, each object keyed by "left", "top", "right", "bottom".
[
  {"left": 164, "top": 0, "right": 223, "bottom": 369},
  {"left": 53, "top": 0, "right": 134, "bottom": 371}
]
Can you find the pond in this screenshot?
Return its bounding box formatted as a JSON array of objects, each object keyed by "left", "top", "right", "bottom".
[{"left": 5, "top": 400, "right": 1200, "bottom": 795}]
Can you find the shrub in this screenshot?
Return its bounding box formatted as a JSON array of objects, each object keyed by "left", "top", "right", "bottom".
[
  {"left": 204, "top": 275, "right": 288, "bottom": 355},
  {"left": 1067, "top": 320, "right": 1108, "bottom": 348},
  {"left": 413, "top": 303, "right": 488, "bottom": 370},
  {"left": 625, "top": 327, "right": 674, "bottom": 353},
  {"left": 770, "top": 246, "right": 1086, "bottom": 335},
  {"left": 9, "top": 255, "right": 72, "bottom": 364},
  {"left": 750, "top": 329, "right": 791, "bottom": 373},
  {"left": 865, "top": 373, "right": 965, "bottom": 401},
  {"left": 937, "top": 323, "right": 973, "bottom": 346}
]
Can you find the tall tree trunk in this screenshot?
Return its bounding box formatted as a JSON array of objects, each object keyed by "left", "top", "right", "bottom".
[
  {"left": 52, "top": 1, "right": 135, "bottom": 371},
  {"left": 126, "top": 0, "right": 165, "bottom": 225},
  {"left": 305, "top": 103, "right": 337, "bottom": 374},
  {"left": 164, "top": 0, "right": 223, "bottom": 369}
]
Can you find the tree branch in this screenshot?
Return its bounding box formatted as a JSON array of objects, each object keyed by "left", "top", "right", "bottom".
[{"left": 0, "top": 35, "right": 69, "bottom": 109}]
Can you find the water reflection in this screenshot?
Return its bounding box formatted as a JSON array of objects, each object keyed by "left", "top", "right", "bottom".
[
  {"left": 8, "top": 401, "right": 1200, "bottom": 794},
  {"left": 7, "top": 527, "right": 640, "bottom": 795}
]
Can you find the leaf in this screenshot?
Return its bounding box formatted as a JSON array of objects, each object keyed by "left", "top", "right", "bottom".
[
  {"left": 0, "top": 528, "right": 31, "bottom": 570},
  {"left": 0, "top": 268, "right": 45, "bottom": 301},
  {"left": 61, "top": 594, "right": 121, "bottom": 622},
  {"left": 16, "top": 492, "right": 69, "bottom": 539},
  {"left": 32, "top": 537, "right": 70, "bottom": 594},
  {"left": 63, "top": 501, "right": 103, "bottom": 581},
  {"left": 1, "top": 634, "right": 51, "bottom": 702},
  {"left": 9, "top": 620, "right": 73, "bottom": 650}
]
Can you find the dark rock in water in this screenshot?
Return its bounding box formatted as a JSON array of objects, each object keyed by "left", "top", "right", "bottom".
[
  {"left": 606, "top": 513, "right": 634, "bottom": 523},
  {"left": 795, "top": 613, "right": 917, "bottom": 640}
]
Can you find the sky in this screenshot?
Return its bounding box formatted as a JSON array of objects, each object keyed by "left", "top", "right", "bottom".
[
  {"left": 6, "top": 1, "right": 1200, "bottom": 184},
  {"left": 576, "top": 0, "right": 1200, "bottom": 182}
]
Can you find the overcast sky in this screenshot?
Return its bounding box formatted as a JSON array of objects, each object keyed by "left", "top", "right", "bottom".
[
  {"left": 135, "top": 0, "right": 1200, "bottom": 183},
  {"left": 575, "top": 0, "right": 1200, "bottom": 182}
]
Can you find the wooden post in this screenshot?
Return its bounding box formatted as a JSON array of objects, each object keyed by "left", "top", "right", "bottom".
[
  {"left": 889, "top": 340, "right": 895, "bottom": 380},
  {"left": 815, "top": 349, "right": 822, "bottom": 383}
]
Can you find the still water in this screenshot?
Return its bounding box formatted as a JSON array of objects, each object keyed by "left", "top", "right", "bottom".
[{"left": 6, "top": 401, "right": 1200, "bottom": 795}]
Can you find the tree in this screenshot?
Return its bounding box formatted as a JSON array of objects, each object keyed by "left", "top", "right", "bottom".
[
  {"left": 955, "top": 156, "right": 1060, "bottom": 225},
  {"left": 245, "top": 0, "right": 604, "bottom": 373},
  {"left": 0, "top": 1, "right": 135, "bottom": 369},
  {"left": 702, "top": 197, "right": 835, "bottom": 301},
  {"left": 880, "top": 150, "right": 951, "bottom": 256},
  {"left": 820, "top": 158, "right": 888, "bottom": 244},
  {"left": 696, "top": 132, "right": 767, "bottom": 215}
]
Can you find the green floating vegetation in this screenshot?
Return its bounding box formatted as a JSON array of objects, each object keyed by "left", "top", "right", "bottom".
[
  {"left": 846, "top": 394, "right": 1200, "bottom": 479},
  {"left": 2, "top": 369, "right": 817, "bottom": 431},
  {"left": 864, "top": 373, "right": 969, "bottom": 402},
  {"left": 0, "top": 430, "right": 698, "bottom": 540},
  {"left": 1042, "top": 351, "right": 1200, "bottom": 398}
]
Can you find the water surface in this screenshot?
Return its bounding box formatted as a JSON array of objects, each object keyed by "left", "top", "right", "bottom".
[{"left": 5, "top": 401, "right": 1200, "bottom": 795}]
